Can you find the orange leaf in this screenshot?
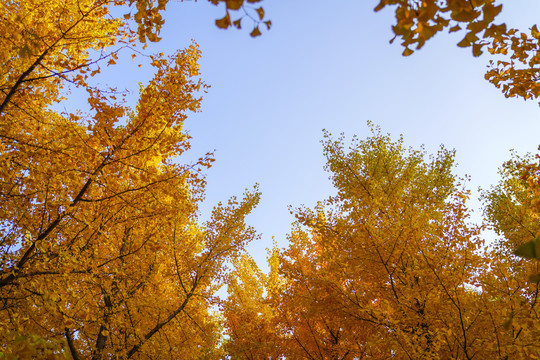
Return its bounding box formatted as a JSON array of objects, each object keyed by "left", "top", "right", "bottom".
[
  {"left": 256, "top": 7, "right": 264, "bottom": 20},
  {"left": 402, "top": 47, "right": 414, "bottom": 56},
  {"left": 216, "top": 13, "right": 231, "bottom": 29},
  {"left": 226, "top": 0, "right": 243, "bottom": 10},
  {"left": 250, "top": 26, "right": 261, "bottom": 37}
]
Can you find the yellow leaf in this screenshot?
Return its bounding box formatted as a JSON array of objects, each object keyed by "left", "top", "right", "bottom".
[
  {"left": 457, "top": 37, "right": 470, "bottom": 48},
  {"left": 250, "top": 26, "right": 261, "bottom": 37},
  {"left": 216, "top": 14, "right": 231, "bottom": 29},
  {"left": 482, "top": 3, "right": 502, "bottom": 22},
  {"left": 449, "top": 25, "right": 461, "bottom": 33},
  {"left": 256, "top": 7, "right": 265, "bottom": 20},
  {"left": 226, "top": 0, "right": 243, "bottom": 10},
  {"left": 472, "top": 43, "right": 483, "bottom": 57},
  {"left": 532, "top": 24, "right": 540, "bottom": 39},
  {"left": 18, "top": 44, "right": 32, "bottom": 58},
  {"left": 402, "top": 47, "right": 414, "bottom": 56}
]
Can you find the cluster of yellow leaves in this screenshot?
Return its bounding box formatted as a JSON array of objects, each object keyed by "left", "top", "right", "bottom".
[
  {"left": 211, "top": 0, "right": 271, "bottom": 37},
  {"left": 7, "top": 0, "right": 540, "bottom": 358},
  {"left": 0, "top": 0, "right": 264, "bottom": 358},
  {"left": 377, "top": 0, "right": 540, "bottom": 101},
  {"left": 0, "top": 333, "right": 70, "bottom": 360},
  {"left": 221, "top": 253, "right": 281, "bottom": 359},
  {"left": 485, "top": 25, "right": 540, "bottom": 100},
  {"left": 224, "top": 127, "right": 540, "bottom": 359},
  {"left": 372, "top": 4, "right": 540, "bottom": 351},
  {"left": 481, "top": 153, "right": 540, "bottom": 358},
  {"left": 0, "top": 0, "right": 125, "bottom": 114},
  {"left": 375, "top": 0, "right": 504, "bottom": 56},
  {"left": 483, "top": 152, "right": 540, "bottom": 256}
]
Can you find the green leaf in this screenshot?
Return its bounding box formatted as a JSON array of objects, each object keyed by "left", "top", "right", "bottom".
[
  {"left": 502, "top": 314, "right": 513, "bottom": 330},
  {"left": 514, "top": 239, "right": 540, "bottom": 260},
  {"left": 18, "top": 44, "right": 32, "bottom": 58}
]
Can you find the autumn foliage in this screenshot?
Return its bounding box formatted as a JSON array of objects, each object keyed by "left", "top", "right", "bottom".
[
  {"left": 3, "top": 0, "right": 540, "bottom": 359},
  {"left": 224, "top": 129, "right": 540, "bottom": 359},
  {"left": 0, "top": 0, "right": 264, "bottom": 358},
  {"left": 376, "top": 0, "right": 540, "bottom": 100}
]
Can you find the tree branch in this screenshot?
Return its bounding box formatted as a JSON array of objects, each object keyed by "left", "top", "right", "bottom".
[
  {"left": 126, "top": 287, "right": 196, "bottom": 359},
  {"left": 64, "top": 328, "right": 80, "bottom": 360}
]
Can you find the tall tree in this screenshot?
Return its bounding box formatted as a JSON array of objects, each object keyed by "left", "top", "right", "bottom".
[
  {"left": 273, "top": 128, "right": 490, "bottom": 359},
  {"left": 221, "top": 252, "right": 282, "bottom": 359},
  {"left": 481, "top": 153, "right": 540, "bottom": 358},
  {"left": 222, "top": 127, "right": 540, "bottom": 359},
  {"left": 373, "top": 2, "right": 540, "bottom": 354},
  {"left": 0, "top": 0, "right": 265, "bottom": 358}
]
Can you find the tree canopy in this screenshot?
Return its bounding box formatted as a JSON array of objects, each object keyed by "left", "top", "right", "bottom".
[
  {"left": 2, "top": 0, "right": 540, "bottom": 359},
  {"left": 224, "top": 129, "right": 540, "bottom": 359},
  {"left": 0, "top": 0, "right": 264, "bottom": 358},
  {"left": 377, "top": 0, "right": 540, "bottom": 100}
]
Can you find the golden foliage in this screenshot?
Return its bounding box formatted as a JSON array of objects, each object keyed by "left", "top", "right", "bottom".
[
  {"left": 377, "top": 0, "right": 540, "bottom": 101},
  {"left": 0, "top": 0, "right": 263, "bottom": 358},
  {"left": 223, "top": 128, "right": 540, "bottom": 359}
]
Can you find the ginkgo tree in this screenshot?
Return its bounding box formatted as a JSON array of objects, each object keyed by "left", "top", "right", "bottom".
[
  {"left": 481, "top": 153, "right": 540, "bottom": 356},
  {"left": 5, "top": 0, "right": 540, "bottom": 358},
  {"left": 0, "top": 0, "right": 268, "bottom": 358},
  {"left": 375, "top": 0, "right": 540, "bottom": 344},
  {"left": 221, "top": 251, "right": 282, "bottom": 359},
  {"left": 224, "top": 127, "right": 540, "bottom": 359},
  {"left": 323, "top": 128, "right": 488, "bottom": 358}
]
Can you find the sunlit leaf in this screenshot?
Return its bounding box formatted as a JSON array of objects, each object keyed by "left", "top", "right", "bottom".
[
  {"left": 256, "top": 7, "right": 265, "bottom": 20},
  {"left": 226, "top": 0, "right": 243, "bottom": 10},
  {"left": 403, "top": 47, "right": 414, "bottom": 56},
  {"left": 250, "top": 26, "right": 261, "bottom": 37},
  {"left": 216, "top": 13, "right": 231, "bottom": 29}
]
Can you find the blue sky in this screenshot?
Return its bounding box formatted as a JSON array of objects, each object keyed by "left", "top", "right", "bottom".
[{"left": 100, "top": 1, "right": 540, "bottom": 270}]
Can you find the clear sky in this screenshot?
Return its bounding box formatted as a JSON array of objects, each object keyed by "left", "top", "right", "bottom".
[{"left": 97, "top": 1, "right": 540, "bottom": 270}]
